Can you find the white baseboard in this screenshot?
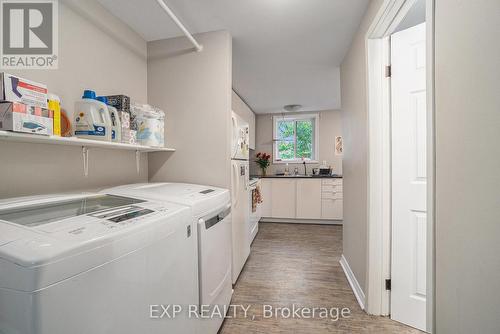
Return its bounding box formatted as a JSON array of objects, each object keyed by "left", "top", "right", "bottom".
[
  {"left": 260, "top": 218, "right": 343, "bottom": 225},
  {"left": 340, "top": 254, "right": 366, "bottom": 310}
]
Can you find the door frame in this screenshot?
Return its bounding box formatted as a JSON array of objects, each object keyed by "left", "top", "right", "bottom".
[{"left": 364, "top": 0, "right": 435, "bottom": 332}]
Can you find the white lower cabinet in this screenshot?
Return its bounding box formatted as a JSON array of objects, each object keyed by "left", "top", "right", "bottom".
[
  {"left": 260, "top": 178, "right": 272, "bottom": 217},
  {"left": 260, "top": 177, "right": 343, "bottom": 221},
  {"left": 296, "top": 179, "right": 322, "bottom": 219},
  {"left": 321, "top": 199, "right": 343, "bottom": 220},
  {"left": 270, "top": 179, "right": 296, "bottom": 218},
  {"left": 320, "top": 179, "right": 343, "bottom": 220}
]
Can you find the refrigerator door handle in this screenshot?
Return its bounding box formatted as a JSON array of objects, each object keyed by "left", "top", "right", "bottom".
[
  {"left": 232, "top": 163, "right": 239, "bottom": 208},
  {"left": 244, "top": 164, "right": 249, "bottom": 190},
  {"left": 231, "top": 114, "right": 238, "bottom": 158}
]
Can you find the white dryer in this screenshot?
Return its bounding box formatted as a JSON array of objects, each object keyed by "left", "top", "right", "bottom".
[
  {"left": 103, "top": 183, "right": 233, "bottom": 334},
  {"left": 0, "top": 193, "right": 198, "bottom": 334}
]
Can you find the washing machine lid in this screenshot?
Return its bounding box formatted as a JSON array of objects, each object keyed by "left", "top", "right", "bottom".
[
  {"left": 0, "top": 193, "right": 146, "bottom": 229},
  {"left": 104, "top": 183, "right": 230, "bottom": 217},
  {"left": 0, "top": 193, "right": 190, "bottom": 292}
]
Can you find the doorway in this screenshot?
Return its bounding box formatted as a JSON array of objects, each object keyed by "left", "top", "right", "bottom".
[{"left": 365, "top": 0, "right": 435, "bottom": 333}]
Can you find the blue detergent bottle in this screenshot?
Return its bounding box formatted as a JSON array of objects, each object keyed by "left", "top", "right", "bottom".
[{"left": 74, "top": 90, "right": 112, "bottom": 141}]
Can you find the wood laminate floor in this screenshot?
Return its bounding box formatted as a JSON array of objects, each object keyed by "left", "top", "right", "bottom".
[{"left": 219, "top": 223, "right": 423, "bottom": 334}]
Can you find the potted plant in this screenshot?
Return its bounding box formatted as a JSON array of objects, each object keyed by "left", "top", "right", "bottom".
[{"left": 255, "top": 152, "right": 271, "bottom": 176}]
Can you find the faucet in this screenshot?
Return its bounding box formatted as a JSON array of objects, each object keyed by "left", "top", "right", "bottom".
[{"left": 303, "top": 161, "right": 307, "bottom": 175}]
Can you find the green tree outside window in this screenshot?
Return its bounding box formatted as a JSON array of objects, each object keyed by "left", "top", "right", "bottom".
[{"left": 275, "top": 117, "right": 315, "bottom": 161}]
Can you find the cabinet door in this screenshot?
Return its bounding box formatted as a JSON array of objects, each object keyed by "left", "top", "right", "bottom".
[
  {"left": 232, "top": 91, "right": 256, "bottom": 150},
  {"left": 260, "top": 179, "right": 272, "bottom": 217},
  {"left": 321, "top": 199, "right": 343, "bottom": 220},
  {"left": 249, "top": 112, "right": 256, "bottom": 150},
  {"left": 271, "top": 179, "right": 296, "bottom": 218},
  {"left": 296, "top": 179, "right": 321, "bottom": 219}
]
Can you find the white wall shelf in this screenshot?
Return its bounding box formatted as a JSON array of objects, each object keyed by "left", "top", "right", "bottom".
[
  {"left": 0, "top": 130, "right": 175, "bottom": 153},
  {"left": 0, "top": 130, "right": 175, "bottom": 177}
]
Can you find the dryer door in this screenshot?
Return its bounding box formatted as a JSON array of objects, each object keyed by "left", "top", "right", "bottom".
[
  {"left": 197, "top": 205, "right": 233, "bottom": 333},
  {"left": 197, "top": 205, "right": 232, "bottom": 306}
]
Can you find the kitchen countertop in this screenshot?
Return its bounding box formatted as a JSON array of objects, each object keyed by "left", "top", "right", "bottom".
[{"left": 251, "top": 174, "right": 342, "bottom": 179}]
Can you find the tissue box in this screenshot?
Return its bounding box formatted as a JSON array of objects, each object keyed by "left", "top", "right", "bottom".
[
  {"left": 106, "top": 95, "right": 130, "bottom": 114},
  {"left": 0, "top": 102, "right": 53, "bottom": 135},
  {"left": 0, "top": 73, "right": 48, "bottom": 109},
  {"left": 107, "top": 95, "right": 132, "bottom": 130}
]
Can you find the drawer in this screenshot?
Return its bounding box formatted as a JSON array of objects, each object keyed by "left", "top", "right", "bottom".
[
  {"left": 322, "top": 192, "right": 343, "bottom": 200},
  {"left": 321, "top": 184, "right": 343, "bottom": 193},
  {"left": 321, "top": 198, "right": 343, "bottom": 220},
  {"left": 321, "top": 179, "right": 343, "bottom": 186}
]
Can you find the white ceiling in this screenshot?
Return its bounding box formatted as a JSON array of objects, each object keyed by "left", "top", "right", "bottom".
[{"left": 97, "top": 0, "right": 369, "bottom": 114}]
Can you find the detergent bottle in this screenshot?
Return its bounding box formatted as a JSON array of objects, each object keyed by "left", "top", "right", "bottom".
[
  {"left": 74, "top": 90, "right": 112, "bottom": 141},
  {"left": 98, "top": 96, "right": 122, "bottom": 143}
]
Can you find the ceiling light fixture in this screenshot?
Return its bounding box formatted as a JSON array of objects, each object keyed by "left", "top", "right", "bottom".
[{"left": 283, "top": 104, "right": 302, "bottom": 112}]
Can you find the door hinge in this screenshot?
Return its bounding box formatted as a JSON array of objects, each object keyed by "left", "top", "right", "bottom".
[
  {"left": 385, "top": 279, "right": 391, "bottom": 291},
  {"left": 385, "top": 65, "right": 392, "bottom": 78}
]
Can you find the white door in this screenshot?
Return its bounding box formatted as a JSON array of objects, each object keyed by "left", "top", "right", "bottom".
[
  {"left": 390, "top": 22, "right": 427, "bottom": 331},
  {"left": 231, "top": 160, "right": 251, "bottom": 283}
]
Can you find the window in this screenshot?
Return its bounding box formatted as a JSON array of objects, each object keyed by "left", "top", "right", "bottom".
[{"left": 273, "top": 114, "right": 319, "bottom": 163}]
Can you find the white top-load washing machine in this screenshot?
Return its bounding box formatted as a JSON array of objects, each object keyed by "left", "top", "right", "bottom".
[
  {"left": 102, "top": 183, "right": 232, "bottom": 334},
  {"left": 0, "top": 193, "right": 198, "bottom": 334}
]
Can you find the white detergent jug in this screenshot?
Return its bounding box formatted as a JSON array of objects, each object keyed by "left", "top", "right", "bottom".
[
  {"left": 106, "top": 103, "right": 122, "bottom": 143},
  {"left": 74, "top": 90, "right": 112, "bottom": 141}
]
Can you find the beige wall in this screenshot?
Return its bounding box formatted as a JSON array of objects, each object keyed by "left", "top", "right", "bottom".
[
  {"left": 339, "top": 0, "right": 384, "bottom": 292},
  {"left": 0, "top": 0, "right": 148, "bottom": 199},
  {"left": 253, "top": 110, "right": 343, "bottom": 176},
  {"left": 434, "top": 1, "right": 500, "bottom": 332},
  {"left": 147, "top": 31, "right": 232, "bottom": 189}
]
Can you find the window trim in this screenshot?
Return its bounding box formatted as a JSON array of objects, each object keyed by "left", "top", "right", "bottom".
[{"left": 272, "top": 113, "right": 320, "bottom": 164}]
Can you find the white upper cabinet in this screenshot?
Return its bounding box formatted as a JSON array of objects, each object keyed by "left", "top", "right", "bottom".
[
  {"left": 296, "top": 179, "right": 322, "bottom": 219},
  {"left": 232, "top": 90, "right": 256, "bottom": 150}
]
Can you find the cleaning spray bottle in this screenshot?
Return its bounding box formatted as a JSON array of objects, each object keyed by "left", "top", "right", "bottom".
[
  {"left": 74, "top": 90, "right": 112, "bottom": 141},
  {"left": 47, "top": 94, "right": 61, "bottom": 136}
]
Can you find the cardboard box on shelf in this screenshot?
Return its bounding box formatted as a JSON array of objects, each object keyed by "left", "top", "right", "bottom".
[
  {"left": 0, "top": 102, "right": 53, "bottom": 135},
  {"left": 0, "top": 73, "right": 48, "bottom": 109}
]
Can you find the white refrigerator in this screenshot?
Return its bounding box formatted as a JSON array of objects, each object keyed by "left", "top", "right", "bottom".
[{"left": 230, "top": 111, "right": 251, "bottom": 284}]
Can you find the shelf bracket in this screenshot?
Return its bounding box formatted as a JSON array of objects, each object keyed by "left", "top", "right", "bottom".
[
  {"left": 135, "top": 150, "right": 141, "bottom": 174},
  {"left": 82, "top": 146, "right": 90, "bottom": 177}
]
